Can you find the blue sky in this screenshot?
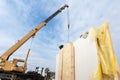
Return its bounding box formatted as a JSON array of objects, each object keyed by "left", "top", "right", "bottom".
[{"left": 0, "top": 0, "right": 120, "bottom": 71}]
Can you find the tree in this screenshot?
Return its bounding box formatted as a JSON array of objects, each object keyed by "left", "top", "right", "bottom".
[{"left": 45, "top": 68, "right": 51, "bottom": 80}]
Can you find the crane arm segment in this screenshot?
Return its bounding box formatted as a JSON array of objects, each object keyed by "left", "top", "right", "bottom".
[{"left": 0, "top": 4, "right": 68, "bottom": 60}]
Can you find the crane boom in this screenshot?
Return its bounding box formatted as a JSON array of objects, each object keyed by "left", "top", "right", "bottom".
[{"left": 0, "top": 4, "right": 68, "bottom": 60}]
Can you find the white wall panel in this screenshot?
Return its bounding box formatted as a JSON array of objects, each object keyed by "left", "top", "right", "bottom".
[{"left": 73, "top": 37, "right": 98, "bottom": 80}]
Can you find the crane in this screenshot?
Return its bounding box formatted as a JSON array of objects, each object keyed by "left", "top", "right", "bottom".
[{"left": 0, "top": 4, "right": 68, "bottom": 80}]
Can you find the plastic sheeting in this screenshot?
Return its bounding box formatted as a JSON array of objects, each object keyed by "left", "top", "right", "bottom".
[{"left": 90, "top": 23, "right": 120, "bottom": 80}]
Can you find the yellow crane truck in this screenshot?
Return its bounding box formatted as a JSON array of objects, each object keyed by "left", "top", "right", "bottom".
[{"left": 0, "top": 4, "right": 68, "bottom": 80}]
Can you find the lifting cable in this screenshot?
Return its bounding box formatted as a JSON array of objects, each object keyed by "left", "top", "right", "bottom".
[
  {"left": 25, "top": 36, "right": 35, "bottom": 62},
  {"left": 66, "top": 5, "right": 70, "bottom": 42},
  {"left": 26, "top": 36, "right": 35, "bottom": 55},
  {"left": 29, "top": 36, "right": 34, "bottom": 49}
]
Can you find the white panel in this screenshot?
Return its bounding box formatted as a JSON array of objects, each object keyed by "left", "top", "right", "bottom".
[{"left": 73, "top": 37, "right": 98, "bottom": 80}]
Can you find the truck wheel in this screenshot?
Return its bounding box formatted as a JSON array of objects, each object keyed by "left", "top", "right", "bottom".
[{"left": 26, "top": 78, "right": 32, "bottom": 80}]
